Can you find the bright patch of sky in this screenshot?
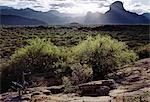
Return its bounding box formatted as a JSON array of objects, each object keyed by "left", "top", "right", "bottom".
[{"left": 0, "top": 0, "right": 149, "bottom": 14}]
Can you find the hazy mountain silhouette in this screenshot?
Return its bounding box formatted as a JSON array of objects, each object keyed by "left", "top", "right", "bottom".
[
  {"left": 0, "top": 1, "right": 149, "bottom": 25},
  {"left": 104, "top": 1, "right": 149, "bottom": 24},
  {"left": 0, "top": 15, "right": 46, "bottom": 25},
  {"left": 0, "top": 6, "right": 69, "bottom": 25},
  {"left": 142, "top": 13, "right": 150, "bottom": 20},
  {"left": 84, "top": 1, "right": 149, "bottom": 24}
]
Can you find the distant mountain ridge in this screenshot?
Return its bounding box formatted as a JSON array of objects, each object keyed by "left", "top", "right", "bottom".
[
  {"left": 0, "top": 7, "right": 69, "bottom": 25},
  {"left": 142, "top": 13, "right": 150, "bottom": 20},
  {"left": 0, "top": 1, "right": 149, "bottom": 25},
  {"left": 0, "top": 15, "right": 46, "bottom": 25}
]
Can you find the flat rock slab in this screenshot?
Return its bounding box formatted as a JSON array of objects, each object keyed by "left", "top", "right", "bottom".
[
  {"left": 78, "top": 79, "right": 116, "bottom": 96},
  {"left": 72, "top": 96, "right": 112, "bottom": 102},
  {"left": 42, "top": 90, "right": 51, "bottom": 95},
  {"left": 79, "top": 79, "right": 116, "bottom": 88},
  {"left": 21, "top": 94, "right": 31, "bottom": 101},
  {"left": 49, "top": 95, "right": 112, "bottom": 102},
  {"left": 47, "top": 85, "right": 64, "bottom": 94}
]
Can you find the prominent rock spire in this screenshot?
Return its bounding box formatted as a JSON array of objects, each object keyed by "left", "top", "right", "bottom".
[{"left": 110, "top": 1, "right": 125, "bottom": 11}]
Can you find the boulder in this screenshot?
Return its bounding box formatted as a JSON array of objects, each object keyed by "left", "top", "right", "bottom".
[
  {"left": 78, "top": 79, "right": 116, "bottom": 96},
  {"left": 31, "top": 95, "right": 49, "bottom": 102},
  {"left": 21, "top": 94, "right": 31, "bottom": 101},
  {"left": 101, "top": 79, "right": 116, "bottom": 89},
  {"left": 79, "top": 86, "right": 110, "bottom": 96},
  {"left": 31, "top": 91, "right": 42, "bottom": 97},
  {"left": 96, "top": 86, "right": 110, "bottom": 96},
  {"left": 47, "top": 85, "right": 64, "bottom": 94},
  {"left": 42, "top": 90, "right": 51, "bottom": 95}
]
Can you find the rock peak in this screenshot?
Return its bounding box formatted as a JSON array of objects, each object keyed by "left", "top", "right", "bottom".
[{"left": 110, "top": 1, "right": 125, "bottom": 11}]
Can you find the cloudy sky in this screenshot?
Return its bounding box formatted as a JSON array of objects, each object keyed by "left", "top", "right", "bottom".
[{"left": 0, "top": 0, "right": 149, "bottom": 14}]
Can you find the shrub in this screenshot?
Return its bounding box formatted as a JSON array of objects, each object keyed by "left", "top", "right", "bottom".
[
  {"left": 62, "top": 76, "right": 77, "bottom": 93},
  {"left": 70, "top": 63, "right": 92, "bottom": 85},
  {"left": 62, "top": 63, "right": 92, "bottom": 93},
  {"left": 70, "top": 35, "right": 138, "bottom": 80},
  {"left": 10, "top": 38, "right": 67, "bottom": 73},
  {"left": 136, "top": 44, "right": 150, "bottom": 59},
  {"left": 1, "top": 38, "right": 67, "bottom": 92}
]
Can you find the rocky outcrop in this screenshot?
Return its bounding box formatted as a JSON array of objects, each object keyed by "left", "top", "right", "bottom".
[
  {"left": 1, "top": 58, "right": 150, "bottom": 102},
  {"left": 42, "top": 90, "right": 51, "bottom": 95},
  {"left": 106, "top": 58, "right": 150, "bottom": 91},
  {"left": 47, "top": 85, "right": 65, "bottom": 94},
  {"left": 78, "top": 79, "right": 116, "bottom": 96}
]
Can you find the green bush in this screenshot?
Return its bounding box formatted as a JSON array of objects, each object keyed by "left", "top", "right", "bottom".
[
  {"left": 70, "top": 63, "right": 92, "bottom": 85},
  {"left": 136, "top": 44, "right": 150, "bottom": 59},
  {"left": 70, "top": 35, "right": 138, "bottom": 80},
  {"left": 62, "top": 76, "right": 78, "bottom": 93},
  {"left": 62, "top": 63, "right": 92, "bottom": 93},
  {"left": 1, "top": 38, "right": 68, "bottom": 92},
  {"left": 9, "top": 38, "right": 66, "bottom": 73}
]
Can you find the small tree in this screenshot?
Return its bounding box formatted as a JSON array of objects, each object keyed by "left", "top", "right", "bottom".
[{"left": 71, "top": 35, "right": 138, "bottom": 80}]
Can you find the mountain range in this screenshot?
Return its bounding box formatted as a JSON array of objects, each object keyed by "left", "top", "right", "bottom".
[{"left": 0, "top": 1, "right": 149, "bottom": 25}]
